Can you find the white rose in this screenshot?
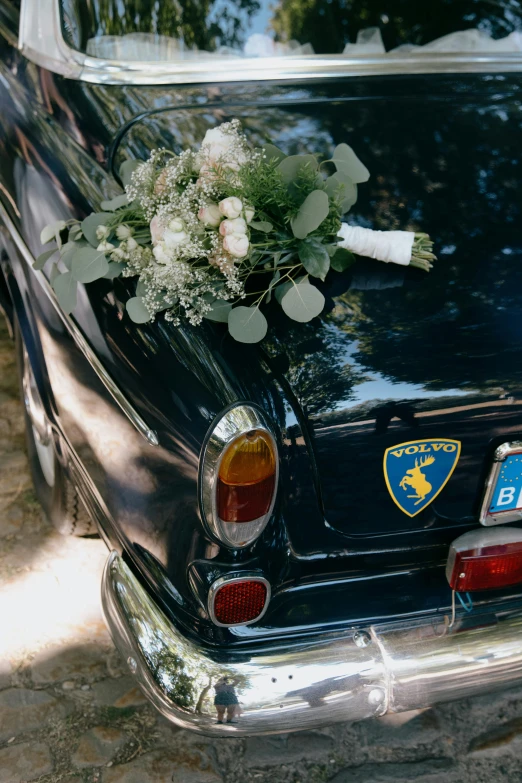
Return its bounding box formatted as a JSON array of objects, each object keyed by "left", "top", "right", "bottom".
[
  {"left": 97, "top": 241, "right": 115, "bottom": 252},
  {"left": 219, "top": 217, "right": 247, "bottom": 237},
  {"left": 223, "top": 234, "right": 249, "bottom": 258},
  {"left": 126, "top": 237, "right": 138, "bottom": 252},
  {"left": 198, "top": 203, "right": 222, "bottom": 227},
  {"left": 116, "top": 224, "right": 132, "bottom": 240},
  {"left": 96, "top": 225, "right": 111, "bottom": 241},
  {"left": 153, "top": 243, "right": 171, "bottom": 264},
  {"left": 244, "top": 206, "right": 255, "bottom": 224},
  {"left": 164, "top": 228, "right": 189, "bottom": 248},
  {"left": 219, "top": 197, "right": 243, "bottom": 219},
  {"left": 150, "top": 215, "right": 164, "bottom": 245},
  {"left": 168, "top": 217, "right": 184, "bottom": 232},
  {"left": 200, "top": 127, "right": 234, "bottom": 163}
]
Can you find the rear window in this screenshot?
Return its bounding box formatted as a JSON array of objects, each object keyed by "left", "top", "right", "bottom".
[{"left": 60, "top": 0, "right": 522, "bottom": 61}]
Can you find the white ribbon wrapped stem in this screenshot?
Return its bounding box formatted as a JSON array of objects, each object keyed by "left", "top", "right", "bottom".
[{"left": 337, "top": 224, "right": 414, "bottom": 266}]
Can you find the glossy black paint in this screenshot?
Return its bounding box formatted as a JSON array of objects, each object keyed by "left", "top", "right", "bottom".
[{"left": 1, "top": 6, "right": 522, "bottom": 647}]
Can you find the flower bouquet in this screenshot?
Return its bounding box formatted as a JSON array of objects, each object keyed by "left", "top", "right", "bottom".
[{"left": 39, "top": 121, "right": 435, "bottom": 343}]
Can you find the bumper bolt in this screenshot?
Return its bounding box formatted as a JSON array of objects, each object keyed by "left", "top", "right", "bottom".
[
  {"left": 353, "top": 630, "right": 371, "bottom": 648},
  {"left": 368, "top": 688, "right": 385, "bottom": 706},
  {"left": 127, "top": 656, "right": 137, "bottom": 674}
]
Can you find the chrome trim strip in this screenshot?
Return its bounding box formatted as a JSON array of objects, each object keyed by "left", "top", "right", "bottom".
[
  {"left": 480, "top": 441, "right": 522, "bottom": 526},
  {"left": 19, "top": 0, "right": 522, "bottom": 86},
  {"left": 199, "top": 404, "right": 278, "bottom": 549},
  {"left": 207, "top": 573, "right": 271, "bottom": 627},
  {"left": 0, "top": 201, "right": 159, "bottom": 446},
  {"left": 102, "top": 550, "right": 522, "bottom": 736}
]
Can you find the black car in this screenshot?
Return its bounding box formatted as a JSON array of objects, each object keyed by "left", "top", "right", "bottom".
[{"left": 2, "top": 0, "right": 522, "bottom": 736}]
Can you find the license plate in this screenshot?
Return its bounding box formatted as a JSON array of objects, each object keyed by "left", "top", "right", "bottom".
[{"left": 481, "top": 444, "right": 522, "bottom": 526}]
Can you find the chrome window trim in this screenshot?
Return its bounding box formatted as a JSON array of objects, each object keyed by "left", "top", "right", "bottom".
[
  {"left": 479, "top": 441, "right": 522, "bottom": 527},
  {"left": 18, "top": 0, "right": 522, "bottom": 86},
  {"left": 208, "top": 573, "right": 271, "bottom": 627},
  {"left": 199, "top": 404, "right": 279, "bottom": 549},
  {"left": 0, "top": 199, "right": 159, "bottom": 447}
]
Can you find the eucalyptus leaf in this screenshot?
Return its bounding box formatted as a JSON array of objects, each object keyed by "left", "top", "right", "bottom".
[
  {"left": 104, "top": 261, "right": 125, "bottom": 279},
  {"left": 203, "top": 298, "right": 232, "bottom": 323},
  {"left": 49, "top": 262, "right": 59, "bottom": 287},
  {"left": 274, "top": 280, "right": 293, "bottom": 304},
  {"left": 331, "top": 143, "right": 370, "bottom": 184},
  {"left": 61, "top": 240, "right": 88, "bottom": 270},
  {"left": 290, "top": 190, "right": 329, "bottom": 240},
  {"left": 81, "top": 213, "right": 114, "bottom": 248},
  {"left": 136, "top": 278, "right": 148, "bottom": 297},
  {"left": 281, "top": 281, "right": 325, "bottom": 323},
  {"left": 126, "top": 296, "right": 152, "bottom": 324},
  {"left": 52, "top": 271, "right": 77, "bottom": 314},
  {"left": 68, "top": 225, "right": 82, "bottom": 242},
  {"left": 277, "top": 154, "right": 318, "bottom": 185},
  {"left": 33, "top": 248, "right": 56, "bottom": 271},
  {"left": 100, "top": 194, "right": 129, "bottom": 211},
  {"left": 262, "top": 143, "right": 287, "bottom": 163},
  {"left": 266, "top": 270, "right": 281, "bottom": 303},
  {"left": 228, "top": 306, "right": 268, "bottom": 344},
  {"left": 325, "top": 172, "right": 358, "bottom": 213},
  {"left": 40, "top": 220, "right": 66, "bottom": 246},
  {"left": 298, "top": 238, "right": 331, "bottom": 281},
  {"left": 249, "top": 220, "right": 273, "bottom": 233},
  {"left": 331, "top": 247, "right": 356, "bottom": 273},
  {"left": 120, "top": 159, "right": 142, "bottom": 188},
  {"left": 71, "top": 247, "right": 109, "bottom": 283}
]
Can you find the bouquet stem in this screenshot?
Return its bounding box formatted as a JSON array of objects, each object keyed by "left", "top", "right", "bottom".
[{"left": 410, "top": 233, "right": 437, "bottom": 271}]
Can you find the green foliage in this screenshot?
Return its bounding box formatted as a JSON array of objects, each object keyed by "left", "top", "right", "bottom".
[
  {"left": 330, "top": 143, "right": 370, "bottom": 183},
  {"left": 331, "top": 247, "right": 356, "bottom": 272},
  {"left": 126, "top": 296, "right": 152, "bottom": 323},
  {"left": 281, "top": 280, "right": 325, "bottom": 322},
  {"left": 52, "top": 271, "right": 77, "bottom": 314},
  {"left": 298, "top": 238, "right": 331, "bottom": 280},
  {"left": 228, "top": 306, "right": 268, "bottom": 343},
  {"left": 81, "top": 213, "right": 114, "bottom": 248},
  {"left": 203, "top": 298, "right": 233, "bottom": 322},
  {"left": 101, "top": 194, "right": 129, "bottom": 211},
  {"left": 71, "top": 247, "right": 109, "bottom": 283},
  {"left": 33, "top": 248, "right": 56, "bottom": 270},
  {"left": 291, "top": 190, "right": 330, "bottom": 239}
]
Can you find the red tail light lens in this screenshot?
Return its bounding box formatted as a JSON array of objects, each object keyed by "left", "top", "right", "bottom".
[
  {"left": 447, "top": 528, "right": 522, "bottom": 592},
  {"left": 210, "top": 577, "right": 270, "bottom": 626},
  {"left": 217, "top": 429, "right": 276, "bottom": 523}
]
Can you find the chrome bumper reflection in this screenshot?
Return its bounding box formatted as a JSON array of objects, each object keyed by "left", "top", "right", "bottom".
[{"left": 102, "top": 551, "right": 522, "bottom": 736}]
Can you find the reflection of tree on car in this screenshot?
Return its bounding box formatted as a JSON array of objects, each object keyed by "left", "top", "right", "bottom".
[
  {"left": 271, "top": 0, "right": 522, "bottom": 56},
  {"left": 62, "top": 0, "right": 263, "bottom": 53}
]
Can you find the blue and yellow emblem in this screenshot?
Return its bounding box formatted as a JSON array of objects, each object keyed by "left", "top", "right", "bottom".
[{"left": 383, "top": 438, "right": 461, "bottom": 517}]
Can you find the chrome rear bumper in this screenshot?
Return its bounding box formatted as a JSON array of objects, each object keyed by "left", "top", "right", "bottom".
[{"left": 102, "top": 551, "right": 522, "bottom": 736}]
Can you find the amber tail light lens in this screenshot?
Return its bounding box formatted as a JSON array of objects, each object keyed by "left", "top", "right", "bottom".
[
  {"left": 199, "top": 405, "right": 279, "bottom": 548},
  {"left": 217, "top": 430, "right": 276, "bottom": 523},
  {"left": 210, "top": 577, "right": 270, "bottom": 626}
]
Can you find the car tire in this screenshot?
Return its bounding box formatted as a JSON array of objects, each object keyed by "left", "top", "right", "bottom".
[{"left": 14, "top": 319, "right": 97, "bottom": 536}]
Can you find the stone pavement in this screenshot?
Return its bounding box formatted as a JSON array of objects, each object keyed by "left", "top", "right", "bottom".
[{"left": 2, "top": 316, "right": 522, "bottom": 783}]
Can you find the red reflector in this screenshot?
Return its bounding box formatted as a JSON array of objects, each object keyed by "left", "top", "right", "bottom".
[
  {"left": 448, "top": 542, "right": 522, "bottom": 592},
  {"left": 212, "top": 579, "right": 268, "bottom": 626}
]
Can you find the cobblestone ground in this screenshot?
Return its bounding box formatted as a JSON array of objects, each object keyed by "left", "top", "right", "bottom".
[{"left": 2, "top": 317, "right": 522, "bottom": 783}]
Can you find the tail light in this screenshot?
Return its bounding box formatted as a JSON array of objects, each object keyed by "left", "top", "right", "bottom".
[
  {"left": 446, "top": 527, "right": 522, "bottom": 592},
  {"left": 199, "top": 405, "right": 278, "bottom": 548},
  {"left": 209, "top": 575, "right": 270, "bottom": 626}
]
